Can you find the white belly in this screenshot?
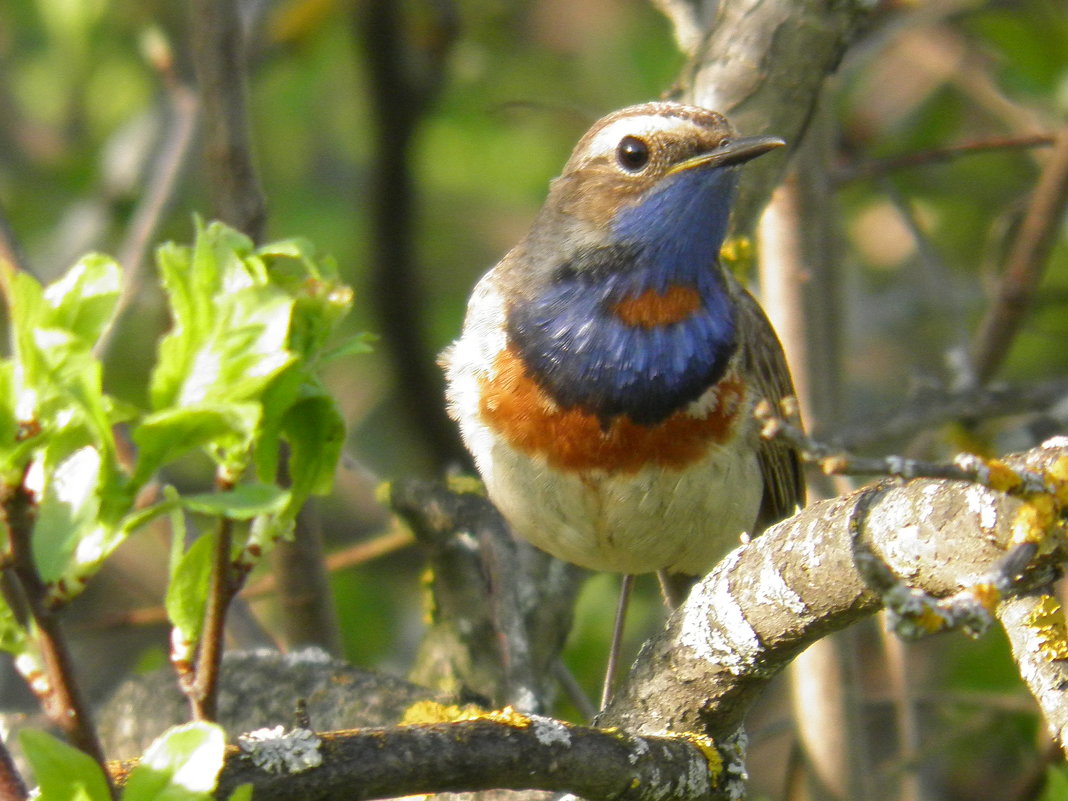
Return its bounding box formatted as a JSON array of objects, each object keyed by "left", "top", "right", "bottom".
[{"left": 477, "top": 427, "right": 762, "bottom": 575}]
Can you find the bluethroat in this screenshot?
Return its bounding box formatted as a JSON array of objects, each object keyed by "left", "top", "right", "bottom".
[{"left": 442, "top": 102, "right": 804, "bottom": 692}]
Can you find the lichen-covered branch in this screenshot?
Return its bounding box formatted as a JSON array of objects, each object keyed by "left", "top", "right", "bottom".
[
  {"left": 998, "top": 590, "right": 1068, "bottom": 751},
  {"left": 599, "top": 440, "right": 1068, "bottom": 746},
  {"left": 204, "top": 713, "right": 720, "bottom": 801}
]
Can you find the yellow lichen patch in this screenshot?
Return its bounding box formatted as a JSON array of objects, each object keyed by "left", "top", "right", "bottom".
[
  {"left": 676, "top": 732, "right": 723, "bottom": 783},
  {"left": 985, "top": 458, "right": 1025, "bottom": 494},
  {"left": 1011, "top": 495, "right": 1060, "bottom": 549},
  {"left": 1048, "top": 456, "right": 1068, "bottom": 506},
  {"left": 445, "top": 474, "right": 486, "bottom": 496},
  {"left": 1024, "top": 595, "right": 1068, "bottom": 661},
  {"left": 401, "top": 700, "right": 488, "bottom": 725},
  {"left": 482, "top": 706, "right": 533, "bottom": 728},
  {"left": 914, "top": 606, "right": 949, "bottom": 635},
  {"left": 967, "top": 582, "right": 1002, "bottom": 615}
]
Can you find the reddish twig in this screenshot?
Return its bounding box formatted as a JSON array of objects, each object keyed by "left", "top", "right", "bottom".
[
  {"left": 971, "top": 125, "right": 1068, "bottom": 385},
  {"left": 182, "top": 514, "right": 235, "bottom": 722},
  {"left": 84, "top": 526, "right": 415, "bottom": 633},
  {"left": 0, "top": 477, "right": 112, "bottom": 792},
  {"left": 0, "top": 738, "right": 28, "bottom": 801}
]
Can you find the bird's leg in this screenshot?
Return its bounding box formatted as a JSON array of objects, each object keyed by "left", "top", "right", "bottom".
[
  {"left": 600, "top": 573, "right": 635, "bottom": 710},
  {"left": 657, "top": 569, "right": 695, "bottom": 608}
]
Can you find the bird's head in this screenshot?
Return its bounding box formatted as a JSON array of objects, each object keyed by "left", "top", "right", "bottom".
[{"left": 540, "top": 102, "right": 783, "bottom": 258}]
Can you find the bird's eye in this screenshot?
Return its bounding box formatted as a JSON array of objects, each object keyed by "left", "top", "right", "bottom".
[{"left": 616, "top": 136, "right": 650, "bottom": 172}]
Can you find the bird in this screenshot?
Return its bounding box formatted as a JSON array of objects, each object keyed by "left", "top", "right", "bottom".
[{"left": 441, "top": 101, "right": 804, "bottom": 699}]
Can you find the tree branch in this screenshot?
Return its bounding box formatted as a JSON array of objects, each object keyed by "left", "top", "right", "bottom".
[
  {"left": 206, "top": 715, "right": 719, "bottom": 801},
  {"left": 971, "top": 124, "right": 1068, "bottom": 385},
  {"left": 599, "top": 441, "right": 1068, "bottom": 747},
  {"left": 0, "top": 478, "right": 111, "bottom": 787},
  {"left": 353, "top": 0, "right": 469, "bottom": 472},
  {"left": 672, "top": 0, "right": 876, "bottom": 233},
  {"left": 189, "top": 0, "right": 267, "bottom": 242}
]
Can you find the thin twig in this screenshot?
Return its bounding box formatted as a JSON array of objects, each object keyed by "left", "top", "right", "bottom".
[
  {"left": 835, "top": 133, "right": 1056, "bottom": 183},
  {"left": 836, "top": 377, "right": 1068, "bottom": 451},
  {"left": 83, "top": 527, "right": 415, "bottom": 633},
  {"left": 184, "top": 514, "right": 234, "bottom": 722},
  {"left": 972, "top": 125, "right": 1068, "bottom": 385},
  {"left": 96, "top": 37, "right": 199, "bottom": 360},
  {"left": 1, "top": 477, "right": 112, "bottom": 791},
  {"left": 755, "top": 399, "right": 1049, "bottom": 493}
]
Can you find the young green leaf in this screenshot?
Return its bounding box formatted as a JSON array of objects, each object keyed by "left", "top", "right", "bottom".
[
  {"left": 181, "top": 483, "right": 291, "bottom": 520},
  {"left": 165, "top": 531, "right": 216, "bottom": 647},
  {"left": 130, "top": 403, "right": 262, "bottom": 490},
  {"left": 19, "top": 729, "right": 112, "bottom": 801},
  {"left": 122, "top": 722, "right": 227, "bottom": 801},
  {"left": 42, "top": 253, "right": 122, "bottom": 349}
]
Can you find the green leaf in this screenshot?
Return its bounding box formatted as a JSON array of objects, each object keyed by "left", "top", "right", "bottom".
[
  {"left": 31, "top": 444, "right": 105, "bottom": 583},
  {"left": 227, "top": 784, "right": 254, "bottom": 801},
  {"left": 181, "top": 483, "right": 291, "bottom": 520},
  {"left": 131, "top": 403, "right": 262, "bottom": 489},
  {"left": 149, "top": 222, "right": 297, "bottom": 413},
  {"left": 165, "top": 531, "right": 215, "bottom": 645},
  {"left": 319, "top": 332, "right": 375, "bottom": 364},
  {"left": 122, "top": 722, "right": 227, "bottom": 801},
  {"left": 19, "top": 729, "right": 112, "bottom": 801},
  {"left": 282, "top": 394, "right": 346, "bottom": 500},
  {"left": 42, "top": 253, "right": 122, "bottom": 348}
]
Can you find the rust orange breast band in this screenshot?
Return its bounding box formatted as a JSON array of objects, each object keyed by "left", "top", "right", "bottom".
[
  {"left": 479, "top": 346, "right": 745, "bottom": 474},
  {"left": 611, "top": 284, "right": 702, "bottom": 327}
]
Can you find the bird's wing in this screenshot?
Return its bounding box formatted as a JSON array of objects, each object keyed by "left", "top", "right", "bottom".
[{"left": 734, "top": 285, "right": 806, "bottom": 531}]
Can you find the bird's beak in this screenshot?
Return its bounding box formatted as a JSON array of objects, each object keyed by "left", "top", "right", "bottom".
[{"left": 668, "top": 135, "right": 786, "bottom": 174}]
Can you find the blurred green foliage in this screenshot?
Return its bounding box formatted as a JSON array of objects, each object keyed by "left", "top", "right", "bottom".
[{"left": 0, "top": 0, "right": 1066, "bottom": 798}]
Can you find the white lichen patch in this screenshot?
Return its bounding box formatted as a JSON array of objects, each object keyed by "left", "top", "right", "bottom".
[
  {"left": 964, "top": 484, "right": 1000, "bottom": 532},
  {"left": 530, "top": 716, "right": 571, "bottom": 747},
  {"left": 679, "top": 552, "right": 761, "bottom": 674},
  {"left": 238, "top": 725, "right": 322, "bottom": 774},
  {"left": 757, "top": 559, "right": 807, "bottom": 615}
]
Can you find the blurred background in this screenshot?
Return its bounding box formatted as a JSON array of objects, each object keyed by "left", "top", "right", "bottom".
[{"left": 0, "top": 0, "right": 1066, "bottom": 798}]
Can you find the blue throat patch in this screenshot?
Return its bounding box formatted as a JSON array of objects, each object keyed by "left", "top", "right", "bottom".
[{"left": 507, "top": 164, "right": 741, "bottom": 426}]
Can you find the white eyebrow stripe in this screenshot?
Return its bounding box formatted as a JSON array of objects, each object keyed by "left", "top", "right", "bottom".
[{"left": 583, "top": 116, "right": 692, "bottom": 160}]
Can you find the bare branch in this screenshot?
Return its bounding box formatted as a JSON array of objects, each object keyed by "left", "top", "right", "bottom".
[
  {"left": 972, "top": 125, "right": 1068, "bottom": 384},
  {"left": 96, "top": 34, "right": 199, "bottom": 360},
  {"left": 189, "top": 0, "right": 267, "bottom": 242},
  {"left": 835, "top": 133, "right": 1057, "bottom": 184},
  {"left": 675, "top": 0, "right": 876, "bottom": 232},
  {"left": 836, "top": 378, "right": 1068, "bottom": 451},
  {"left": 392, "top": 479, "right": 584, "bottom": 713},
  {"left": 352, "top": 0, "right": 468, "bottom": 472},
  {"left": 998, "top": 590, "right": 1068, "bottom": 752}
]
